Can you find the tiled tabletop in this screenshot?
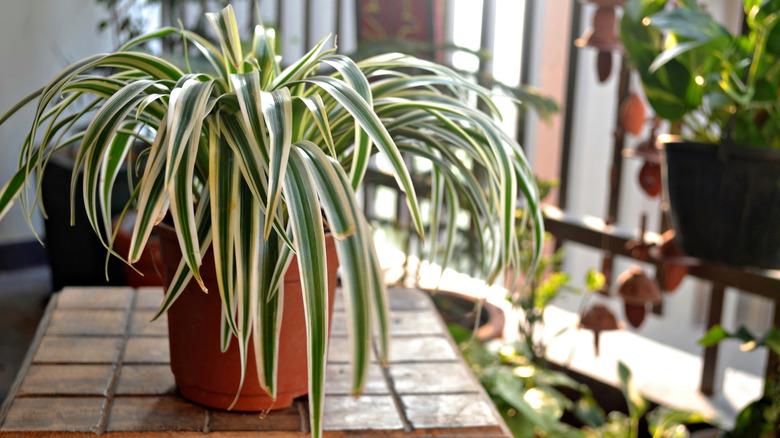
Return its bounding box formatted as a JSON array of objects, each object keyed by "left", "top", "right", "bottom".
[{"left": 0, "top": 287, "right": 510, "bottom": 437}]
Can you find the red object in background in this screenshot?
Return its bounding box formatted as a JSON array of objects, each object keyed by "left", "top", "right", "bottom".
[
  {"left": 638, "top": 161, "right": 662, "bottom": 197},
  {"left": 357, "top": 0, "right": 445, "bottom": 62},
  {"left": 619, "top": 93, "right": 647, "bottom": 136},
  {"left": 158, "top": 224, "right": 339, "bottom": 412},
  {"left": 112, "top": 211, "right": 165, "bottom": 287},
  {"left": 660, "top": 230, "right": 688, "bottom": 292}
]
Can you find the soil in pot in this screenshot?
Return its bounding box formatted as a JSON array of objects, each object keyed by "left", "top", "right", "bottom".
[{"left": 157, "top": 224, "right": 339, "bottom": 412}]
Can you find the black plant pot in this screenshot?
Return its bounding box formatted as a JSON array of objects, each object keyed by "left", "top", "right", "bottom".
[
  {"left": 41, "top": 151, "right": 130, "bottom": 291},
  {"left": 661, "top": 138, "right": 780, "bottom": 270}
]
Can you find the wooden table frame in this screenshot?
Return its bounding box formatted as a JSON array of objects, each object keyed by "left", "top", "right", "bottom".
[{"left": 0, "top": 286, "right": 510, "bottom": 437}]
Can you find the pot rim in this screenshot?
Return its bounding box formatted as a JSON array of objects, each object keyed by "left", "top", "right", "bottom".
[{"left": 656, "top": 134, "right": 780, "bottom": 162}]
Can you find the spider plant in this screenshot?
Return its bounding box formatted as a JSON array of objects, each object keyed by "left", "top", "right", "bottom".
[{"left": 0, "top": 5, "right": 543, "bottom": 436}]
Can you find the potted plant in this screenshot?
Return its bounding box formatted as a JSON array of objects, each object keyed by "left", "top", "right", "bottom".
[
  {"left": 620, "top": 0, "right": 780, "bottom": 269},
  {"left": 0, "top": 4, "right": 544, "bottom": 437}
]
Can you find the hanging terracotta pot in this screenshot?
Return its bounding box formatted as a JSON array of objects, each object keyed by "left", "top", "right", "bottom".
[
  {"left": 617, "top": 266, "right": 661, "bottom": 305},
  {"left": 623, "top": 303, "right": 646, "bottom": 329},
  {"left": 157, "top": 223, "right": 339, "bottom": 412},
  {"left": 619, "top": 93, "right": 647, "bottom": 136},
  {"left": 578, "top": 304, "right": 620, "bottom": 355},
  {"left": 638, "top": 161, "right": 662, "bottom": 197},
  {"left": 575, "top": 7, "right": 623, "bottom": 53},
  {"left": 659, "top": 230, "right": 688, "bottom": 292},
  {"left": 597, "top": 51, "right": 613, "bottom": 83},
  {"left": 585, "top": 0, "right": 626, "bottom": 5},
  {"left": 616, "top": 266, "right": 661, "bottom": 328}
]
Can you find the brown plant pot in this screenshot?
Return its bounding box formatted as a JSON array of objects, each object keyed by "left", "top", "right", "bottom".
[
  {"left": 157, "top": 224, "right": 339, "bottom": 411},
  {"left": 112, "top": 211, "right": 165, "bottom": 287},
  {"left": 429, "top": 289, "right": 505, "bottom": 341}
]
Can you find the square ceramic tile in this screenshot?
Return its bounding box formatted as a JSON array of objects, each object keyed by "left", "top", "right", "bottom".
[
  {"left": 33, "top": 336, "right": 120, "bottom": 363},
  {"left": 388, "top": 362, "right": 481, "bottom": 394},
  {"left": 57, "top": 287, "right": 132, "bottom": 309},
  {"left": 116, "top": 365, "right": 177, "bottom": 395},
  {"left": 18, "top": 365, "right": 112, "bottom": 396},
  {"left": 208, "top": 402, "right": 304, "bottom": 432},
  {"left": 402, "top": 393, "right": 500, "bottom": 429},
  {"left": 325, "top": 363, "right": 389, "bottom": 395},
  {"left": 124, "top": 337, "right": 170, "bottom": 364},
  {"left": 1, "top": 397, "right": 105, "bottom": 432},
  {"left": 388, "top": 310, "right": 443, "bottom": 336},
  {"left": 322, "top": 395, "right": 404, "bottom": 431},
  {"left": 46, "top": 309, "right": 126, "bottom": 336},
  {"left": 130, "top": 309, "right": 168, "bottom": 336},
  {"left": 135, "top": 287, "right": 164, "bottom": 310},
  {"left": 388, "top": 336, "right": 458, "bottom": 362},
  {"left": 388, "top": 288, "right": 434, "bottom": 311},
  {"left": 107, "top": 396, "right": 204, "bottom": 432},
  {"left": 327, "top": 336, "right": 376, "bottom": 363}
]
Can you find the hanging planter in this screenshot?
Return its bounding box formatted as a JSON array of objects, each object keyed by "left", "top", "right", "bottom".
[{"left": 661, "top": 137, "right": 780, "bottom": 269}]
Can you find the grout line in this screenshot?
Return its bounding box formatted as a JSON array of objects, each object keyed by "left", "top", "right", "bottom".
[
  {"left": 0, "top": 291, "right": 60, "bottom": 429},
  {"left": 93, "top": 288, "right": 138, "bottom": 435},
  {"left": 373, "top": 338, "right": 413, "bottom": 433}
]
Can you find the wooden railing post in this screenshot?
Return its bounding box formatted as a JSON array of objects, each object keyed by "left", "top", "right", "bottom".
[{"left": 700, "top": 282, "right": 725, "bottom": 395}]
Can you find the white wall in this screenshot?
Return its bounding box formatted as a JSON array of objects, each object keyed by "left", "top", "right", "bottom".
[{"left": 0, "top": 0, "right": 114, "bottom": 244}]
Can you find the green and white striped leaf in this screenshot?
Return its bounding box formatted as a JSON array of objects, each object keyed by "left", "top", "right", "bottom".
[
  {"left": 206, "top": 4, "right": 244, "bottom": 74},
  {"left": 151, "top": 189, "right": 212, "bottom": 321},
  {"left": 297, "top": 141, "right": 369, "bottom": 393},
  {"left": 229, "top": 179, "right": 260, "bottom": 409},
  {"left": 128, "top": 114, "right": 171, "bottom": 264},
  {"left": 300, "top": 76, "right": 424, "bottom": 238},
  {"left": 297, "top": 95, "right": 336, "bottom": 158},
  {"left": 260, "top": 88, "right": 293, "bottom": 239},
  {"left": 282, "top": 148, "right": 328, "bottom": 438},
  {"left": 209, "top": 125, "right": 240, "bottom": 334},
  {"left": 253, "top": 222, "right": 284, "bottom": 399}
]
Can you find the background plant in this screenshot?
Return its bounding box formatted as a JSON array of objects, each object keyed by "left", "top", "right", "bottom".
[
  {"left": 620, "top": 0, "right": 780, "bottom": 148},
  {"left": 699, "top": 324, "right": 780, "bottom": 436}
]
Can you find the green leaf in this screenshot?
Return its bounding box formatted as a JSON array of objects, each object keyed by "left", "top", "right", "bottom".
[
  {"left": 585, "top": 269, "right": 606, "bottom": 291},
  {"left": 151, "top": 189, "right": 212, "bottom": 321},
  {"left": 260, "top": 88, "right": 293, "bottom": 239},
  {"left": 282, "top": 148, "right": 328, "bottom": 438},
  {"left": 209, "top": 123, "right": 239, "bottom": 335},
  {"left": 128, "top": 114, "right": 171, "bottom": 264},
  {"left": 297, "top": 141, "right": 371, "bottom": 393},
  {"left": 301, "top": 76, "right": 424, "bottom": 238},
  {"left": 698, "top": 325, "right": 730, "bottom": 347},
  {"left": 206, "top": 4, "right": 243, "bottom": 74},
  {"left": 228, "top": 178, "right": 260, "bottom": 409},
  {"left": 253, "top": 224, "right": 284, "bottom": 399},
  {"left": 617, "top": 361, "right": 647, "bottom": 419}
]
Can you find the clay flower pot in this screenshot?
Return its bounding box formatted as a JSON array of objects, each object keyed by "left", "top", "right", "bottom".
[
  {"left": 616, "top": 266, "right": 661, "bottom": 328},
  {"left": 157, "top": 224, "right": 339, "bottom": 411},
  {"left": 659, "top": 230, "right": 688, "bottom": 292},
  {"left": 619, "top": 93, "right": 647, "bottom": 136},
  {"left": 579, "top": 304, "right": 620, "bottom": 355},
  {"left": 112, "top": 211, "right": 165, "bottom": 287},
  {"left": 638, "top": 161, "right": 662, "bottom": 197}
]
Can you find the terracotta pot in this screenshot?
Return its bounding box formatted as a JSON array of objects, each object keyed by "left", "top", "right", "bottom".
[
  {"left": 157, "top": 224, "right": 339, "bottom": 411},
  {"left": 112, "top": 211, "right": 165, "bottom": 287},
  {"left": 428, "top": 289, "right": 505, "bottom": 341}
]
